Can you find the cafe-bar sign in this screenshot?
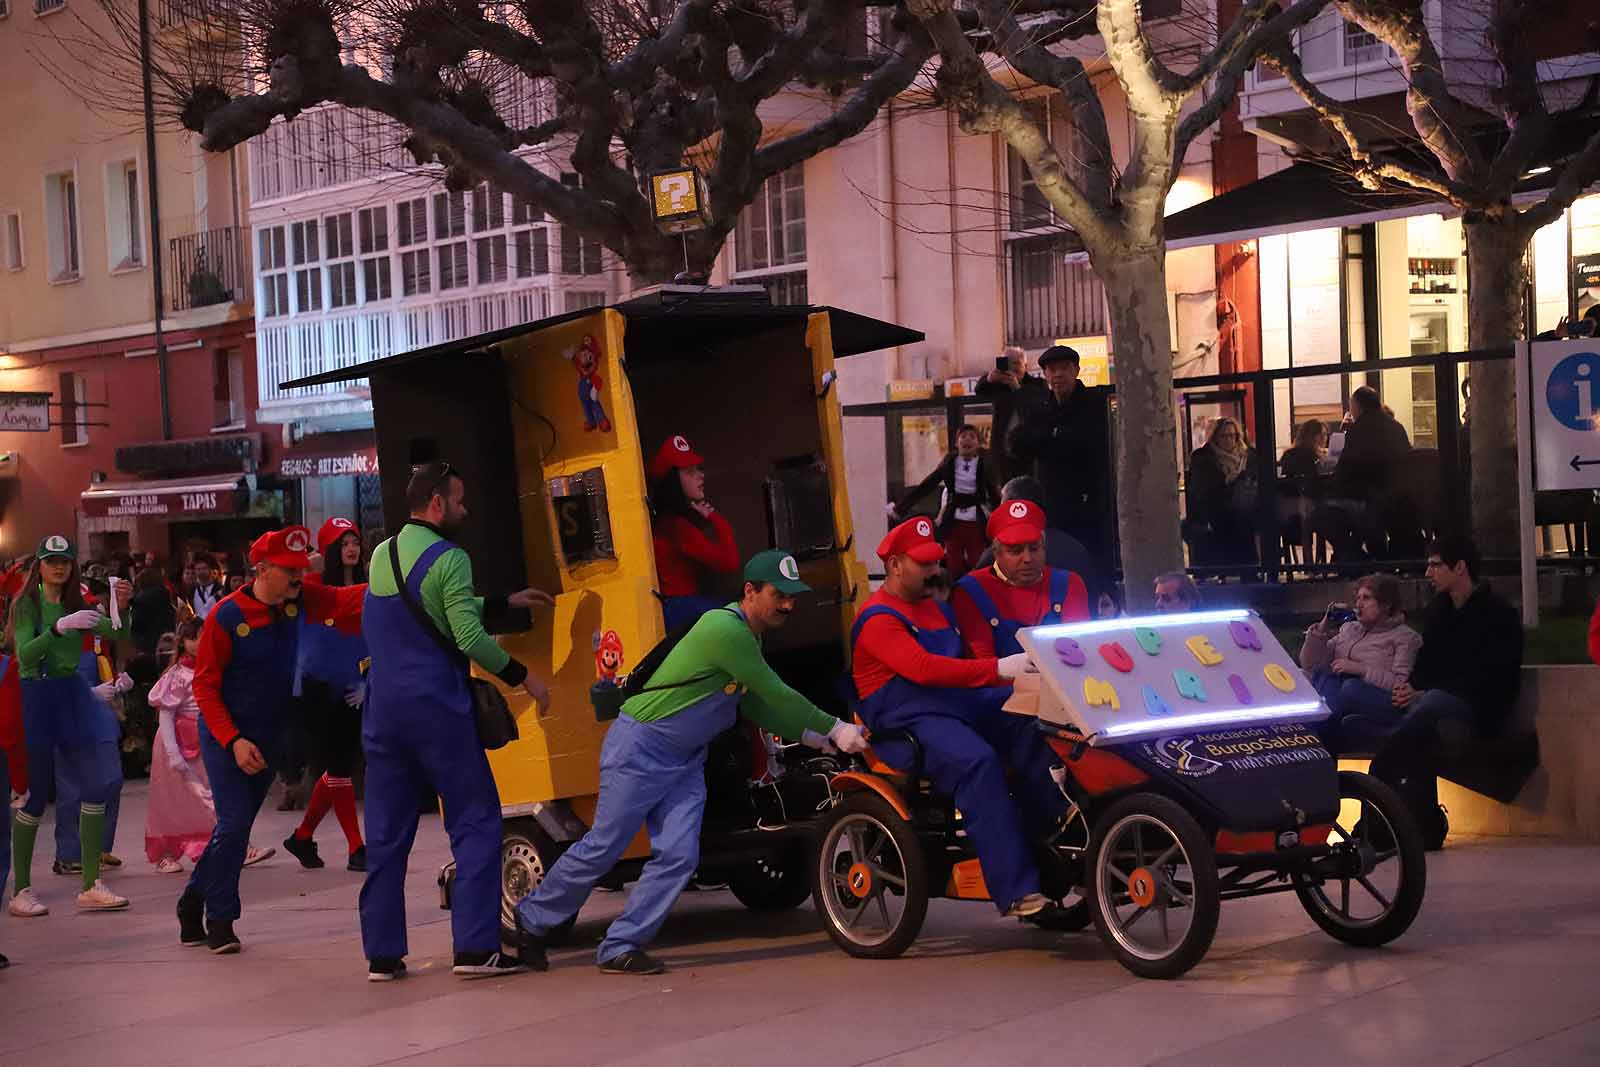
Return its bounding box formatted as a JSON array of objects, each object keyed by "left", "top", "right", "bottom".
[{"left": 0, "top": 392, "right": 51, "bottom": 433}]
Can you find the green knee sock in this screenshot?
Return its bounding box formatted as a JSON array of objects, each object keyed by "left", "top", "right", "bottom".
[
  {"left": 79, "top": 805, "right": 105, "bottom": 890},
  {"left": 12, "top": 811, "right": 40, "bottom": 893}
]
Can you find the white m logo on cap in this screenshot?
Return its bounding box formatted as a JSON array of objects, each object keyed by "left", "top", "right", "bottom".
[
  {"left": 1008, "top": 501, "right": 1029, "bottom": 519},
  {"left": 673, "top": 435, "right": 691, "bottom": 452},
  {"left": 285, "top": 528, "right": 310, "bottom": 552},
  {"left": 915, "top": 519, "right": 932, "bottom": 537}
]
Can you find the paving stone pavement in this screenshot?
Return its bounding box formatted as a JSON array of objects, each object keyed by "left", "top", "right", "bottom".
[{"left": 2, "top": 781, "right": 1597, "bottom": 1066}]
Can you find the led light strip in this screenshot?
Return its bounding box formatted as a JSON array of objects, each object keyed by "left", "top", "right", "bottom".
[
  {"left": 1094, "top": 701, "right": 1327, "bottom": 741},
  {"left": 1025, "top": 609, "right": 1252, "bottom": 641}
]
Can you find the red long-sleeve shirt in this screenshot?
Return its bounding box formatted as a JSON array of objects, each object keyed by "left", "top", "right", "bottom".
[
  {"left": 194, "top": 581, "right": 365, "bottom": 748},
  {"left": 852, "top": 589, "right": 1000, "bottom": 700},
  {"left": 951, "top": 566, "right": 1090, "bottom": 659},
  {"left": 653, "top": 512, "right": 739, "bottom": 597},
  {"left": 1588, "top": 598, "right": 1600, "bottom": 667},
  {"left": 0, "top": 652, "right": 25, "bottom": 794}
]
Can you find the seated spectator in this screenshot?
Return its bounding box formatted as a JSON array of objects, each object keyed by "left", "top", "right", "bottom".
[
  {"left": 1185, "top": 417, "right": 1257, "bottom": 566},
  {"left": 975, "top": 476, "right": 1100, "bottom": 598},
  {"left": 1152, "top": 571, "right": 1201, "bottom": 614},
  {"left": 1370, "top": 536, "right": 1523, "bottom": 849},
  {"left": 1313, "top": 387, "right": 1412, "bottom": 561},
  {"left": 1279, "top": 419, "right": 1327, "bottom": 499},
  {"left": 1299, "top": 575, "right": 1421, "bottom": 751}
]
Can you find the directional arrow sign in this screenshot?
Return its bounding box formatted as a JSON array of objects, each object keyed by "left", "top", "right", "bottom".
[{"left": 1571, "top": 455, "right": 1600, "bottom": 472}]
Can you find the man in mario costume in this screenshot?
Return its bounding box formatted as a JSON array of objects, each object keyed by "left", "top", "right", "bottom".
[
  {"left": 177, "top": 526, "right": 366, "bottom": 954},
  {"left": 952, "top": 499, "right": 1091, "bottom": 658},
  {"left": 850, "top": 517, "right": 1068, "bottom": 919}
]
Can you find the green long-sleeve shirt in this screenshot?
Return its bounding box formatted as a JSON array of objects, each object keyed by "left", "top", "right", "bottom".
[
  {"left": 367, "top": 521, "right": 528, "bottom": 686},
  {"left": 623, "top": 605, "right": 838, "bottom": 739},
  {"left": 12, "top": 594, "right": 130, "bottom": 680}
]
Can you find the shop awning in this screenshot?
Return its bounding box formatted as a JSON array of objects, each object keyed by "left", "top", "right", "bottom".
[
  {"left": 80, "top": 475, "right": 247, "bottom": 520},
  {"left": 1164, "top": 163, "right": 1441, "bottom": 250}
]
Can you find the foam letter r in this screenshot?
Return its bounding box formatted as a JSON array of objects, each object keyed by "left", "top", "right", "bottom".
[{"left": 1173, "top": 670, "right": 1207, "bottom": 702}]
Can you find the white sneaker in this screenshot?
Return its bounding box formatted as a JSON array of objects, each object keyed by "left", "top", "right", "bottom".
[
  {"left": 76, "top": 880, "right": 130, "bottom": 911},
  {"left": 1003, "top": 893, "right": 1050, "bottom": 919},
  {"left": 243, "top": 845, "right": 276, "bottom": 867},
  {"left": 8, "top": 887, "right": 48, "bottom": 917},
  {"left": 154, "top": 857, "right": 185, "bottom": 875}
]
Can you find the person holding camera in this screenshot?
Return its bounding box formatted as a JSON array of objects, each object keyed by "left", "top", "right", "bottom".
[{"left": 1299, "top": 574, "right": 1421, "bottom": 752}]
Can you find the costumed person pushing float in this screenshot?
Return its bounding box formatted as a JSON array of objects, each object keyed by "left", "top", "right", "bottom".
[{"left": 513, "top": 550, "right": 869, "bottom": 975}]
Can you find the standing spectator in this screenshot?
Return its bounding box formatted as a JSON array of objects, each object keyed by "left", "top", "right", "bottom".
[
  {"left": 975, "top": 346, "right": 1049, "bottom": 484},
  {"left": 130, "top": 566, "right": 177, "bottom": 658},
  {"left": 1299, "top": 575, "right": 1422, "bottom": 750},
  {"left": 358, "top": 462, "right": 553, "bottom": 981},
  {"left": 180, "top": 559, "right": 197, "bottom": 602},
  {"left": 188, "top": 556, "right": 227, "bottom": 621},
  {"left": 5, "top": 535, "right": 134, "bottom": 916},
  {"left": 1373, "top": 536, "right": 1523, "bottom": 849},
  {"left": 1186, "top": 416, "right": 1258, "bottom": 567},
  {"left": 283, "top": 518, "right": 370, "bottom": 872},
  {"left": 889, "top": 424, "right": 1000, "bottom": 579},
  {"left": 1007, "top": 345, "right": 1113, "bottom": 579}
]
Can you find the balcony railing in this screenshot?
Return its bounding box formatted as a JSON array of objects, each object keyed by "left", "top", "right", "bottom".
[
  {"left": 168, "top": 226, "right": 248, "bottom": 313},
  {"left": 34, "top": 0, "right": 65, "bottom": 13},
  {"left": 1005, "top": 234, "right": 1107, "bottom": 349},
  {"left": 156, "top": 0, "right": 234, "bottom": 26}
]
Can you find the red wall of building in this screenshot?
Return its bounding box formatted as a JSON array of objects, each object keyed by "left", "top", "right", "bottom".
[{"left": 0, "top": 318, "right": 262, "bottom": 561}]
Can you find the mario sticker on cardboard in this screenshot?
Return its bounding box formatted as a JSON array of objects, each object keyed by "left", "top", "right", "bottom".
[
  {"left": 566, "top": 333, "right": 612, "bottom": 432},
  {"left": 594, "top": 629, "right": 624, "bottom": 684}
]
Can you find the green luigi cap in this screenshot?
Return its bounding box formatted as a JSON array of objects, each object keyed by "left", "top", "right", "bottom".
[
  {"left": 744, "top": 549, "right": 810, "bottom": 594},
  {"left": 36, "top": 534, "right": 76, "bottom": 562}
]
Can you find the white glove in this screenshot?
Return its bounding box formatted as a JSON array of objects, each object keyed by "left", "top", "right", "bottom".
[
  {"left": 344, "top": 683, "right": 366, "bottom": 709},
  {"left": 113, "top": 672, "right": 135, "bottom": 693},
  {"left": 828, "top": 720, "right": 871, "bottom": 754},
  {"left": 997, "top": 653, "right": 1036, "bottom": 680},
  {"left": 800, "top": 728, "right": 833, "bottom": 752},
  {"left": 91, "top": 681, "right": 120, "bottom": 706},
  {"left": 883, "top": 502, "right": 899, "bottom": 518},
  {"left": 54, "top": 609, "right": 103, "bottom": 633}
]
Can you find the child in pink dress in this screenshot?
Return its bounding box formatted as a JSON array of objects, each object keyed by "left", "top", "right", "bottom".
[{"left": 145, "top": 622, "right": 275, "bottom": 873}]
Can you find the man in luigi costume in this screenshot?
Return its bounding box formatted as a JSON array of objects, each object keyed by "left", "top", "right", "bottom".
[
  {"left": 513, "top": 549, "right": 870, "bottom": 975},
  {"left": 178, "top": 526, "right": 366, "bottom": 953}
]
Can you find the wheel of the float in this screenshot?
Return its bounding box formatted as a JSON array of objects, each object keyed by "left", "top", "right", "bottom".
[
  {"left": 810, "top": 792, "right": 928, "bottom": 959},
  {"left": 1293, "top": 770, "right": 1426, "bottom": 948},
  {"left": 729, "top": 842, "right": 813, "bottom": 911},
  {"left": 501, "top": 819, "right": 577, "bottom": 946},
  {"left": 1087, "top": 792, "right": 1220, "bottom": 980}
]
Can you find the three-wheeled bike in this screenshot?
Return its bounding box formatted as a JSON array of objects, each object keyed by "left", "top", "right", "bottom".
[
  {"left": 284, "top": 285, "right": 915, "bottom": 939},
  {"left": 813, "top": 609, "right": 1427, "bottom": 979}
]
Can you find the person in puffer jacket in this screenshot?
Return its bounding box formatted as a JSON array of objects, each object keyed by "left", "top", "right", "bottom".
[{"left": 1300, "top": 573, "right": 1422, "bottom": 751}]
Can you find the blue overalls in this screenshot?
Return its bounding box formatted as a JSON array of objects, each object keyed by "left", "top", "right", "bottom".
[
  {"left": 359, "top": 539, "right": 504, "bottom": 960},
  {"left": 53, "top": 648, "right": 122, "bottom": 863},
  {"left": 850, "top": 604, "right": 1065, "bottom": 913},
  {"left": 18, "top": 649, "right": 122, "bottom": 828},
  {"left": 184, "top": 597, "right": 301, "bottom": 923},
  {"left": 515, "top": 629, "right": 745, "bottom": 962},
  {"left": 953, "top": 569, "right": 1074, "bottom": 657}
]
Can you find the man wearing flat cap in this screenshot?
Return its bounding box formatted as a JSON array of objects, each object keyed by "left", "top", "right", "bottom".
[{"left": 1007, "top": 345, "right": 1113, "bottom": 579}]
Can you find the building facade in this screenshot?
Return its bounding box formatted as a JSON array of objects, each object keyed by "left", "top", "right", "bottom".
[{"left": 0, "top": 0, "right": 269, "bottom": 567}]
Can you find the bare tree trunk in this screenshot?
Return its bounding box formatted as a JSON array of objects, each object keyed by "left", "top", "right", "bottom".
[
  {"left": 1097, "top": 246, "right": 1185, "bottom": 610},
  {"left": 1463, "top": 214, "right": 1526, "bottom": 561}
]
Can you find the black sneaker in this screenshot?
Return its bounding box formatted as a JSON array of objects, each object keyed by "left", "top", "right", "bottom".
[
  {"left": 598, "top": 950, "right": 665, "bottom": 975},
  {"left": 283, "top": 834, "right": 325, "bottom": 870},
  {"left": 0, "top": 951, "right": 10, "bottom": 970},
  {"left": 177, "top": 892, "right": 207, "bottom": 947},
  {"left": 52, "top": 859, "right": 83, "bottom": 876},
  {"left": 452, "top": 951, "right": 530, "bottom": 979},
  {"left": 510, "top": 916, "right": 550, "bottom": 973},
  {"left": 346, "top": 846, "right": 368, "bottom": 873},
  {"left": 206, "top": 920, "right": 242, "bottom": 955},
  {"left": 367, "top": 956, "right": 407, "bottom": 982}
]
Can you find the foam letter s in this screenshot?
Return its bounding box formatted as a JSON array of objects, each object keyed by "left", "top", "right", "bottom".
[{"left": 1083, "top": 675, "right": 1120, "bottom": 712}]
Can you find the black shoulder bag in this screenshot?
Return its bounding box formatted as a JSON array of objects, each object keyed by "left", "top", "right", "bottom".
[{"left": 388, "top": 537, "right": 520, "bottom": 750}]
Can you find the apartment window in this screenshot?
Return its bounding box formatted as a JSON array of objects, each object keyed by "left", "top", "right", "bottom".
[
  {"left": 291, "top": 219, "right": 322, "bottom": 311},
  {"left": 3, "top": 211, "right": 22, "bottom": 271},
  {"left": 213, "top": 348, "right": 246, "bottom": 428},
  {"left": 59, "top": 371, "right": 88, "bottom": 446},
  {"left": 101, "top": 160, "right": 144, "bottom": 271},
  {"left": 358, "top": 206, "right": 391, "bottom": 302},
  {"left": 1343, "top": 20, "right": 1385, "bottom": 65},
  {"left": 515, "top": 228, "right": 548, "bottom": 277},
  {"left": 475, "top": 234, "right": 508, "bottom": 284},
  {"left": 1006, "top": 98, "right": 1082, "bottom": 232},
  {"left": 471, "top": 183, "right": 505, "bottom": 233},
  {"left": 35, "top": 0, "right": 65, "bottom": 14},
  {"left": 0, "top": 1, "right": 11, "bottom": 18},
  {"left": 437, "top": 240, "right": 469, "bottom": 290},
  {"left": 559, "top": 226, "right": 602, "bottom": 276},
  {"left": 396, "top": 197, "right": 428, "bottom": 246},
  {"left": 1004, "top": 235, "right": 1107, "bottom": 348},
  {"left": 512, "top": 195, "right": 543, "bottom": 225},
  {"left": 400, "top": 249, "right": 430, "bottom": 296},
  {"left": 324, "top": 211, "right": 356, "bottom": 308},
  {"left": 733, "top": 165, "right": 805, "bottom": 303},
  {"left": 563, "top": 290, "right": 606, "bottom": 313},
  {"left": 432, "top": 190, "right": 466, "bottom": 239},
  {"left": 44, "top": 171, "right": 81, "bottom": 282},
  {"left": 258, "top": 225, "right": 289, "bottom": 317}
]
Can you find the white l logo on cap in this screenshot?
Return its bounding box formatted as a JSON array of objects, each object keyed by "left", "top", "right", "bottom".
[
  {"left": 673, "top": 435, "right": 691, "bottom": 452},
  {"left": 1009, "top": 501, "right": 1029, "bottom": 519},
  {"left": 44, "top": 535, "right": 69, "bottom": 553},
  {"left": 779, "top": 555, "right": 800, "bottom": 580},
  {"left": 915, "top": 519, "right": 933, "bottom": 538}
]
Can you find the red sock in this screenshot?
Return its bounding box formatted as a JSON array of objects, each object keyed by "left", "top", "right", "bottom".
[
  {"left": 296, "top": 774, "right": 333, "bottom": 839},
  {"left": 326, "top": 776, "right": 364, "bottom": 853}
]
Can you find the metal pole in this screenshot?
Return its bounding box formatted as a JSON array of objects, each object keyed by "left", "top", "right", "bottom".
[
  {"left": 1514, "top": 340, "right": 1538, "bottom": 628},
  {"left": 138, "top": 0, "right": 172, "bottom": 440}
]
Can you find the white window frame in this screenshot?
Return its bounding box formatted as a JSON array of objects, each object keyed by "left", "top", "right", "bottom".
[
  {"left": 733, "top": 164, "right": 806, "bottom": 299},
  {"left": 213, "top": 347, "right": 246, "bottom": 430},
  {"left": 291, "top": 218, "right": 322, "bottom": 313},
  {"left": 3, "top": 209, "right": 23, "bottom": 271},
  {"left": 357, "top": 205, "right": 391, "bottom": 304},
  {"left": 323, "top": 210, "right": 357, "bottom": 309},
  {"left": 34, "top": 0, "right": 65, "bottom": 16},
  {"left": 0, "top": 1, "right": 12, "bottom": 19},
  {"left": 43, "top": 168, "right": 82, "bottom": 284},
  {"left": 59, "top": 370, "right": 89, "bottom": 447},
  {"left": 104, "top": 158, "right": 146, "bottom": 273},
  {"left": 257, "top": 224, "right": 289, "bottom": 318}
]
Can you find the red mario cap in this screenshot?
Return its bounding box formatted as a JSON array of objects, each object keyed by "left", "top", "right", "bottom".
[
  {"left": 648, "top": 434, "right": 705, "bottom": 480},
  {"left": 250, "top": 525, "right": 314, "bottom": 569},
  {"left": 317, "top": 516, "right": 358, "bottom": 554},
  {"left": 876, "top": 516, "right": 945, "bottom": 564},
  {"left": 987, "top": 498, "right": 1046, "bottom": 545}
]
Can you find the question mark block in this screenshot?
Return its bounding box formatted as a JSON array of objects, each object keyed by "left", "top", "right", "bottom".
[{"left": 651, "top": 170, "right": 700, "bottom": 218}]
